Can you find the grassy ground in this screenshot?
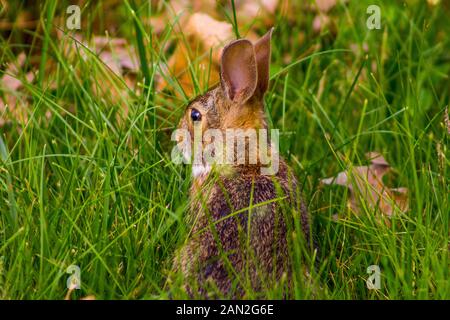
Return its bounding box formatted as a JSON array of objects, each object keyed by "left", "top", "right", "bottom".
[{"left": 0, "top": 0, "right": 449, "bottom": 299}]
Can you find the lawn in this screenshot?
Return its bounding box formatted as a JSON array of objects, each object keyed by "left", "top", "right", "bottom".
[{"left": 0, "top": 0, "right": 448, "bottom": 299}]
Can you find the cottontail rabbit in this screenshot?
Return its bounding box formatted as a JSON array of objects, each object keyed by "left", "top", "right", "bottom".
[{"left": 173, "top": 29, "right": 310, "bottom": 297}]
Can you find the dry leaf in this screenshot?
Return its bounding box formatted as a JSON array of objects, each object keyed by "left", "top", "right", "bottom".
[
  {"left": 80, "top": 36, "right": 139, "bottom": 121},
  {"left": 183, "top": 13, "right": 233, "bottom": 62},
  {"left": 0, "top": 52, "right": 35, "bottom": 126},
  {"left": 157, "top": 13, "right": 233, "bottom": 96},
  {"left": 315, "top": 0, "right": 337, "bottom": 13},
  {"left": 57, "top": 31, "right": 140, "bottom": 77},
  {"left": 155, "top": 0, "right": 280, "bottom": 96},
  {"left": 1, "top": 52, "right": 31, "bottom": 91},
  {"left": 235, "top": 0, "right": 279, "bottom": 25},
  {"left": 145, "top": 15, "right": 167, "bottom": 36},
  {"left": 90, "top": 36, "right": 139, "bottom": 75},
  {"left": 321, "top": 152, "right": 409, "bottom": 223},
  {"left": 168, "top": 0, "right": 218, "bottom": 19},
  {"left": 38, "top": 31, "right": 142, "bottom": 127},
  {"left": 312, "top": 14, "right": 331, "bottom": 33}
]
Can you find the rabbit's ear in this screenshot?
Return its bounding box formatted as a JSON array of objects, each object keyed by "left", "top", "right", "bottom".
[
  {"left": 254, "top": 28, "right": 273, "bottom": 96},
  {"left": 220, "top": 39, "right": 257, "bottom": 103}
]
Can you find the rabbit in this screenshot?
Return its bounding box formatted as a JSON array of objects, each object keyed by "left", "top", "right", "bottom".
[{"left": 172, "top": 28, "right": 311, "bottom": 298}]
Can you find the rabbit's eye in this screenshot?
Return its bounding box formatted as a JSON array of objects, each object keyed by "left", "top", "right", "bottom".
[{"left": 190, "top": 108, "right": 202, "bottom": 122}]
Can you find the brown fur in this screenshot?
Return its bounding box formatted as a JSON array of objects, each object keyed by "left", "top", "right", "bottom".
[{"left": 173, "top": 30, "right": 310, "bottom": 298}]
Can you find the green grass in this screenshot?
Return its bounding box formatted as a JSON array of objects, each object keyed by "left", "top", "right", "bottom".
[{"left": 0, "top": 0, "right": 449, "bottom": 299}]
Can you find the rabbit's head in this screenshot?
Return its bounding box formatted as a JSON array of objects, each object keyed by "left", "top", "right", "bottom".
[{"left": 176, "top": 29, "right": 275, "bottom": 177}]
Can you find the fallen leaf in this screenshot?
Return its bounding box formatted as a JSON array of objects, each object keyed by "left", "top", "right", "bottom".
[
  {"left": 312, "top": 14, "right": 331, "bottom": 33},
  {"left": 235, "top": 0, "right": 279, "bottom": 25},
  {"left": 57, "top": 31, "right": 140, "bottom": 77},
  {"left": 321, "top": 152, "right": 409, "bottom": 223},
  {"left": 56, "top": 31, "right": 139, "bottom": 119},
  {"left": 0, "top": 52, "right": 34, "bottom": 126},
  {"left": 91, "top": 36, "right": 140, "bottom": 75},
  {"left": 168, "top": 0, "right": 218, "bottom": 20},
  {"left": 154, "top": 0, "right": 282, "bottom": 96},
  {"left": 156, "top": 13, "right": 233, "bottom": 96},
  {"left": 183, "top": 13, "right": 233, "bottom": 62},
  {"left": 315, "top": 0, "right": 337, "bottom": 13}
]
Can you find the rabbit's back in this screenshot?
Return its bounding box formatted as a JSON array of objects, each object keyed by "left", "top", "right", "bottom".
[{"left": 176, "top": 159, "right": 309, "bottom": 296}]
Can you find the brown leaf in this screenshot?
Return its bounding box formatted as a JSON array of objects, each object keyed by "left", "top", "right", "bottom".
[
  {"left": 235, "top": 0, "right": 279, "bottom": 25},
  {"left": 57, "top": 32, "right": 140, "bottom": 76},
  {"left": 321, "top": 152, "right": 409, "bottom": 223},
  {"left": 53, "top": 31, "right": 138, "bottom": 124},
  {"left": 91, "top": 36, "right": 139, "bottom": 75},
  {"left": 315, "top": 0, "right": 337, "bottom": 13},
  {"left": 0, "top": 52, "right": 34, "bottom": 126},
  {"left": 168, "top": 0, "right": 218, "bottom": 19},
  {"left": 157, "top": 13, "right": 233, "bottom": 96},
  {"left": 2, "top": 52, "right": 28, "bottom": 91},
  {"left": 313, "top": 14, "right": 331, "bottom": 33}
]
